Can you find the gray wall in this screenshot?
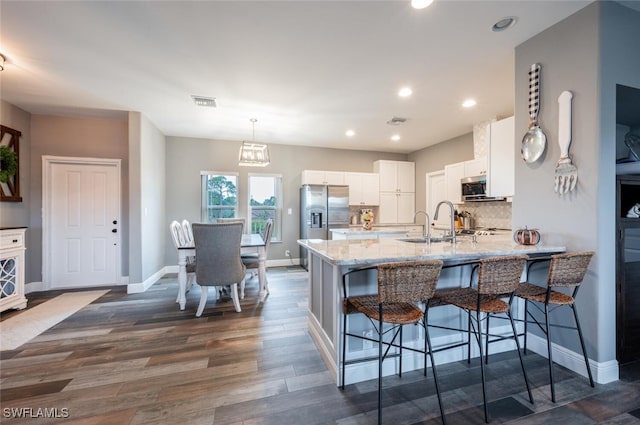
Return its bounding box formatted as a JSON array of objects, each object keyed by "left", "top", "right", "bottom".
[
  {"left": 514, "top": 1, "right": 640, "bottom": 364},
  {"left": 599, "top": 1, "right": 640, "bottom": 361},
  {"left": 164, "top": 137, "right": 406, "bottom": 265},
  {"left": 409, "top": 132, "right": 473, "bottom": 224},
  {"left": 28, "top": 114, "right": 129, "bottom": 284},
  {"left": 140, "top": 113, "right": 167, "bottom": 281},
  {"left": 0, "top": 101, "right": 32, "bottom": 278},
  {"left": 128, "top": 112, "right": 167, "bottom": 283},
  {"left": 0, "top": 101, "right": 31, "bottom": 228}
]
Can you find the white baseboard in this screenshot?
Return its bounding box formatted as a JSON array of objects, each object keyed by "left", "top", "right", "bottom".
[
  {"left": 525, "top": 333, "right": 619, "bottom": 384},
  {"left": 127, "top": 267, "right": 166, "bottom": 294},
  {"left": 26, "top": 277, "right": 129, "bottom": 294},
  {"left": 25, "top": 281, "right": 44, "bottom": 294},
  {"left": 269, "top": 258, "right": 300, "bottom": 267}
]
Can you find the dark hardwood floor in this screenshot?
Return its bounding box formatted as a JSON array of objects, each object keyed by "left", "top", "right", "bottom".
[{"left": 1, "top": 267, "right": 639, "bottom": 424}]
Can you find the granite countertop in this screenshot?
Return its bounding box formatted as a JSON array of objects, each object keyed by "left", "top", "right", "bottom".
[
  {"left": 297, "top": 236, "right": 564, "bottom": 266},
  {"left": 330, "top": 227, "right": 409, "bottom": 235}
]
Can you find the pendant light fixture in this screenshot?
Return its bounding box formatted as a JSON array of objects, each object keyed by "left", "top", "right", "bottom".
[{"left": 239, "top": 118, "right": 270, "bottom": 167}]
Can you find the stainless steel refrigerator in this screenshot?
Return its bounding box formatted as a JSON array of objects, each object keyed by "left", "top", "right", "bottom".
[{"left": 299, "top": 184, "right": 349, "bottom": 270}]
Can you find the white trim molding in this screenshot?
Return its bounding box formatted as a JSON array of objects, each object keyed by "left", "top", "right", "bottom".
[{"left": 526, "top": 333, "right": 619, "bottom": 384}]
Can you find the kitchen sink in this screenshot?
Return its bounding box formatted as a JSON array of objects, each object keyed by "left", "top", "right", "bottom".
[
  {"left": 398, "top": 237, "right": 450, "bottom": 243},
  {"left": 398, "top": 235, "right": 475, "bottom": 244}
]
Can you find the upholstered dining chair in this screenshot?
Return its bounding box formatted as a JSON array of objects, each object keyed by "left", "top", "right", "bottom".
[
  {"left": 192, "top": 222, "right": 246, "bottom": 317},
  {"left": 170, "top": 220, "right": 195, "bottom": 302},
  {"left": 433, "top": 255, "right": 534, "bottom": 423},
  {"left": 514, "top": 251, "right": 595, "bottom": 402},
  {"left": 216, "top": 217, "right": 246, "bottom": 232},
  {"left": 341, "top": 260, "right": 447, "bottom": 425},
  {"left": 241, "top": 219, "right": 273, "bottom": 298}
]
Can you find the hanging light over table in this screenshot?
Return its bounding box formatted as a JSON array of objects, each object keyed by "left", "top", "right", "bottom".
[{"left": 239, "top": 118, "right": 270, "bottom": 167}]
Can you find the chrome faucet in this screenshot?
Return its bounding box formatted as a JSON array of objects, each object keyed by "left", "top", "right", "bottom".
[
  {"left": 413, "top": 210, "right": 431, "bottom": 243},
  {"left": 433, "top": 201, "right": 456, "bottom": 244}
]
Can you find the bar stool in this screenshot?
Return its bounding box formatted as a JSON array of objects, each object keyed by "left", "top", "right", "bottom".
[
  {"left": 434, "top": 255, "right": 534, "bottom": 423},
  {"left": 514, "top": 251, "right": 595, "bottom": 402},
  {"left": 341, "top": 260, "right": 447, "bottom": 425}
]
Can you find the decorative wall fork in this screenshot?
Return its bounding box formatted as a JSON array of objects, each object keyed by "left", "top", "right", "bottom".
[{"left": 554, "top": 91, "right": 578, "bottom": 194}]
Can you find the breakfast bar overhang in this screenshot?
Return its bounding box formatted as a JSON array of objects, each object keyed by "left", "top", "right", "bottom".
[{"left": 297, "top": 236, "right": 566, "bottom": 386}]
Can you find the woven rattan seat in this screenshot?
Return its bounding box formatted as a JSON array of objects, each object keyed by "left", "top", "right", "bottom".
[
  {"left": 515, "top": 251, "right": 595, "bottom": 403},
  {"left": 340, "top": 260, "right": 446, "bottom": 425},
  {"left": 433, "top": 255, "right": 533, "bottom": 423},
  {"left": 515, "top": 283, "right": 574, "bottom": 305},
  {"left": 347, "top": 295, "right": 423, "bottom": 324},
  {"left": 437, "top": 287, "right": 509, "bottom": 314}
]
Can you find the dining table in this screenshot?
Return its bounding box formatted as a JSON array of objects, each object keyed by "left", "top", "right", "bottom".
[{"left": 176, "top": 233, "right": 267, "bottom": 310}]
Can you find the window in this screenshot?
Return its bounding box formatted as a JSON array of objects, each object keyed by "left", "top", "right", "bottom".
[
  {"left": 248, "top": 174, "right": 282, "bottom": 241},
  {"left": 201, "top": 172, "right": 238, "bottom": 222}
]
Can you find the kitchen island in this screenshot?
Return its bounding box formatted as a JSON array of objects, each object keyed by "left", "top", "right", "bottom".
[{"left": 297, "top": 236, "right": 566, "bottom": 386}]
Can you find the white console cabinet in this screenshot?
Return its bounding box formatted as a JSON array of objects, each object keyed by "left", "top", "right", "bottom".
[{"left": 1, "top": 228, "right": 28, "bottom": 312}]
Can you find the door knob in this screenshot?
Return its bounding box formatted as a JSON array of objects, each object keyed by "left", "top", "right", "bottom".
[{"left": 113, "top": 220, "right": 118, "bottom": 225}]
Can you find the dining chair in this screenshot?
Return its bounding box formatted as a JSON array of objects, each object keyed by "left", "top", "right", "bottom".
[
  {"left": 433, "top": 255, "right": 533, "bottom": 423},
  {"left": 192, "top": 222, "right": 246, "bottom": 317},
  {"left": 181, "top": 219, "right": 194, "bottom": 245},
  {"left": 341, "top": 260, "right": 447, "bottom": 425},
  {"left": 216, "top": 217, "right": 246, "bottom": 232},
  {"left": 170, "top": 220, "right": 195, "bottom": 302},
  {"left": 241, "top": 219, "right": 273, "bottom": 298},
  {"left": 514, "top": 251, "right": 595, "bottom": 402}
]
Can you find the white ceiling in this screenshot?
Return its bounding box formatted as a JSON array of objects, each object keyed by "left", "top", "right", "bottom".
[{"left": 0, "top": 0, "right": 600, "bottom": 154}]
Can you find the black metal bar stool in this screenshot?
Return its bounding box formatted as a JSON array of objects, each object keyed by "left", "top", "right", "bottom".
[
  {"left": 514, "top": 250, "right": 595, "bottom": 402},
  {"left": 341, "top": 260, "right": 447, "bottom": 425},
  {"left": 433, "top": 255, "right": 534, "bottom": 423}
]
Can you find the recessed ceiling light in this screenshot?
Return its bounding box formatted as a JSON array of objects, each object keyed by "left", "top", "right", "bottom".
[
  {"left": 391, "top": 135, "right": 401, "bottom": 142},
  {"left": 191, "top": 95, "right": 217, "bottom": 107},
  {"left": 492, "top": 16, "right": 517, "bottom": 32},
  {"left": 462, "top": 99, "right": 477, "bottom": 108},
  {"left": 398, "top": 87, "right": 413, "bottom": 97},
  {"left": 411, "top": 0, "right": 434, "bottom": 10},
  {"left": 345, "top": 130, "right": 355, "bottom": 137}
]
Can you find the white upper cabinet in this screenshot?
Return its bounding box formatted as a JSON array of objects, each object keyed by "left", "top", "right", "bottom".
[
  {"left": 374, "top": 160, "right": 415, "bottom": 193},
  {"left": 464, "top": 157, "right": 487, "bottom": 177},
  {"left": 301, "top": 170, "right": 345, "bottom": 185},
  {"left": 344, "top": 172, "right": 380, "bottom": 205},
  {"left": 487, "top": 116, "right": 515, "bottom": 197},
  {"left": 444, "top": 162, "right": 465, "bottom": 204}
]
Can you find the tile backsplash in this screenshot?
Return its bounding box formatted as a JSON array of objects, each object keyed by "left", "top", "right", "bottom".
[{"left": 458, "top": 201, "right": 512, "bottom": 229}]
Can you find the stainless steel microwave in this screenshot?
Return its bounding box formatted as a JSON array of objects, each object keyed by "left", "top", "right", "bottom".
[{"left": 461, "top": 176, "right": 505, "bottom": 202}]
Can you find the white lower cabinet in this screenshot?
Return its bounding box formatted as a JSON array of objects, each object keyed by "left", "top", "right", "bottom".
[{"left": 1, "top": 228, "right": 27, "bottom": 313}]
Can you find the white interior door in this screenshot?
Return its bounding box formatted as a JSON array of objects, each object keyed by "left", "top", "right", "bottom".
[
  {"left": 44, "top": 157, "right": 121, "bottom": 289},
  {"left": 426, "top": 171, "right": 448, "bottom": 228}
]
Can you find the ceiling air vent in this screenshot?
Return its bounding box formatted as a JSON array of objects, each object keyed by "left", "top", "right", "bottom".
[
  {"left": 191, "top": 95, "right": 217, "bottom": 107},
  {"left": 386, "top": 116, "right": 407, "bottom": 125}
]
